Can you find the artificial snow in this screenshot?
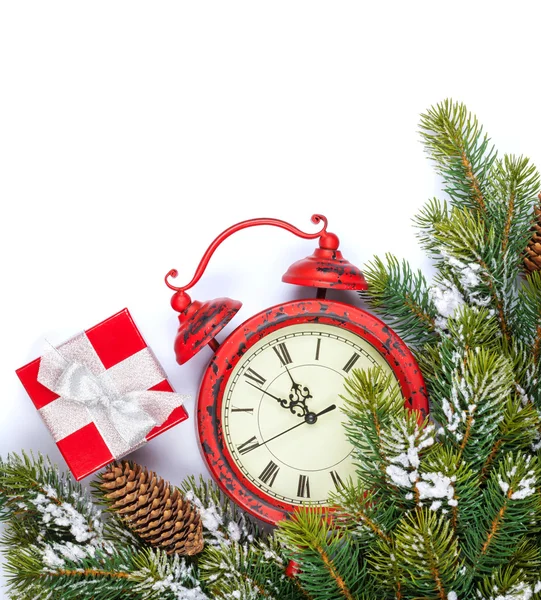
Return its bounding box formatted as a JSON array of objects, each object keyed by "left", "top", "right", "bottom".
[
  {"left": 149, "top": 579, "right": 208, "bottom": 600},
  {"left": 441, "top": 398, "right": 463, "bottom": 438},
  {"left": 184, "top": 489, "right": 252, "bottom": 548},
  {"left": 459, "top": 263, "right": 481, "bottom": 288},
  {"left": 479, "top": 580, "right": 540, "bottom": 600},
  {"left": 263, "top": 547, "right": 284, "bottom": 564},
  {"left": 416, "top": 472, "right": 456, "bottom": 502},
  {"left": 184, "top": 491, "right": 223, "bottom": 540},
  {"left": 135, "top": 555, "right": 208, "bottom": 600},
  {"left": 42, "top": 545, "right": 66, "bottom": 569},
  {"left": 498, "top": 466, "right": 537, "bottom": 500},
  {"left": 498, "top": 475, "right": 510, "bottom": 494},
  {"left": 440, "top": 252, "right": 491, "bottom": 310},
  {"left": 382, "top": 422, "right": 461, "bottom": 511},
  {"left": 386, "top": 465, "right": 412, "bottom": 488},
  {"left": 384, "top": 424, "right": 435, "bottom": 491},
  {"left": 33, "top": 492, "right": 96, "bottom": 543},
  {"left": 448, "top": 592, "right": 458, "bottom": 600},
  {"left": 510, "top": 472, "right": 537, "bottom": 500},
  {"left": 41, "top": 541, "right": 99, "bottom": 570},
  {"left": 429, "top": 280, "right": 466, "bottom": 330},
  {"left": 227, "top": 522, "right": 242, "bottom": 543},
  {"left": 531, "top": 434, "right": 541, "bottom": 452}
]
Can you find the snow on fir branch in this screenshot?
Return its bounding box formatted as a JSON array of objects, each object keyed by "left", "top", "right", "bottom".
[{"left": 180, "top": 476, "right": 257, "bottom": 548}]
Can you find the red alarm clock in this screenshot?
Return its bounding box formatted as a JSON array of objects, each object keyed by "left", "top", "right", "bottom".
[{"left": 165, "top": 215, "right": 428, "bottom": 525}]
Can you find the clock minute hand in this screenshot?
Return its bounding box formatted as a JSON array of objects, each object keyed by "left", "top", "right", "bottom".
[
  {"left": 242, "top": 404, "right": 337, "bottom": 455},
  {"left": 284, "top": 364, "right": 299, "bottom": 389}
]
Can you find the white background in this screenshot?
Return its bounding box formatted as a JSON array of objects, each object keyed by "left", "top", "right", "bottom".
[{"left": 1, "top": 2, "right": 540, "bottom": 595}]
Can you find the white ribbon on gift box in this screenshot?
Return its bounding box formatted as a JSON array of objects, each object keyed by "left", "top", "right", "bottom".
[{"left": 37, "top": 332, "right": 187, "bottom": 458}]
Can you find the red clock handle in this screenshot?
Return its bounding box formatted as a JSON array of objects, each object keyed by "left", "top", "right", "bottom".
[{"left": 165, "top": 214, "right": 338, "bottom": 311}]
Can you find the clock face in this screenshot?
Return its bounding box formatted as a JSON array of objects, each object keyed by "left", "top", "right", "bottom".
[
  {"left": 197, "top": 299, "right": 428, "bottom": 524},
  {"left": 221, "top": 323, "right": 397, "bottom": 506}
]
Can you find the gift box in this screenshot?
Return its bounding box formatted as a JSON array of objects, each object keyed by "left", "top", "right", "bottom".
[{"left": 16, "top": 308, "right": 189, "bottom": 480}]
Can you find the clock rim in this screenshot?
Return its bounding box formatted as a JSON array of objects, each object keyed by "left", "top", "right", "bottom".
[{"left": 197, "top": 298, "right": 428, "bottom": 525}]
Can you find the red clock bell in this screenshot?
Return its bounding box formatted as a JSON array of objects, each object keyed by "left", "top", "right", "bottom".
[{"left": 165, "top": 215, "right": 428, "bottom": 525}]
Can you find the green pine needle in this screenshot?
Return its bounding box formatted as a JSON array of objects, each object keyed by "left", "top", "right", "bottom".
[{"left": 361, "top": 254, "right": 438, "bottom": 347}]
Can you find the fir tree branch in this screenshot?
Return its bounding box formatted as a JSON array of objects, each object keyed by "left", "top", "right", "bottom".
[
  {"left": 434, "top": 207, "right": 513, "bottom": 341},
  {"left": 418, "top": 446, "right": 479, "bottom": 543},
  {"left": 361, "top": 254, "right": 438, "bottom": 347},
  {"left": 488, "top": 155, "right": 540, "bottom": 257},
  {"left": 437, "top": 348, "right": 514, "bottom": 469},
  {"left": 413, "top": 197, "right": 450, "bottom": 258},
  {"left": 480, "top": 440, "right": 503, "bottom": 483},
  {"left": 342, "top": 367, "right": 434, "bottom": 507},
  {"left": 199, "top": 540, "right": 302, "bottom": 600},
  {"left": 366, "top": 536, "right": 405, "bottom": 599},
  {"left": 480, "top": 399, "right": 539, "bottom": 482},
  {"left": 0, "top": 452, "right": 109, "bottom": 548},
  {"left": 379, "top": 508, "right": 461, "bottom": 600},
  {"left": 517, "top": 271, "right": 541, "bottom": 366},
  {"left": 534, "top": 326, "right": 541, "bottom": 367},
  {"left": 277, "top": 510, "right": 368, "bottom": 600},
  {"left": 419, "top": 99, "right": 497, "bottom": 215},
  {"left": 180, "top": 475, "right": 260, "bottom": 548},
  {"left": 476, "top": 564, "right": 541, "bottom": 600},
  {"left": 330, "top": 484, "right": 394, "bottom": 547},
  {"left": 4, "top": 545, "right": 208, "bottom": 600},
  {"left": 464, "top": 452, "right": 541, "bottom": 580}
]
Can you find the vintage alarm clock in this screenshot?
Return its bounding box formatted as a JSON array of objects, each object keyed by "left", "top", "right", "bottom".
[{"left": 165, "top": 215, "right": 428, "bottom": 524}]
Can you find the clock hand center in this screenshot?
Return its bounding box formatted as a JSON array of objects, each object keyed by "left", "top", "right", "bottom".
[{"left": 241, "top": 404, "right": 337, "bottom": 455}]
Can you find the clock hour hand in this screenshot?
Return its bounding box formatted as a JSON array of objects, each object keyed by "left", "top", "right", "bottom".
[
  {"left": 241, "top": 404, "right": 337, "bottom": 455},
  {"left": 246, "top": 380, "right": 289, "bottom": 406}
]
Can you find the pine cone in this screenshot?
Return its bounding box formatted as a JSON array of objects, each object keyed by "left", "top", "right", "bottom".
[
  {"left": 524, "top": 195, "right": 541, "bottom": 275},
  {"left": 99, "top": 461, "right": 204, "bottom": 556}
]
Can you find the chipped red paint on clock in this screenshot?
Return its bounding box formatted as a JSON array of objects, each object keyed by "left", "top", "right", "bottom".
[{"left": 197, "top": 299, "right": 428, "bottom": 525}]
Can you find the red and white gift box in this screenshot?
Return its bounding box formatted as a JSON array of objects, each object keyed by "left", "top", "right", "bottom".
[{"left": 16, "top": 308, "right": 189, "bottom": 480}]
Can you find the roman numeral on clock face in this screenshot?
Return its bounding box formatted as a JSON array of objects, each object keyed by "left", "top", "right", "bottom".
[
  {"left": 244, "top": 368, "right": 266, "bottom": 388},
  {"left": 231, "top": 407, "right": 254, "bottom": 414},
  {"left": 273, "top": 342, "right": 292, "bottom": 366},
  {"left": 297, "top": 474, "right": 310, "bottom": 498},
  {"left": 259, "top": 461, "right": 280, "bottom": 487},
  {"left": 237, "top": 436, "right": 260, "bottom": 455},
  {"left": 343, "top": 352, "right": 361, "bottom": 373},
  {"left": 315, "top": 338, "right": 321, "bottom": 361},
  {"left": 330, "top": 470, "right": 344, "bottom": 490}
]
